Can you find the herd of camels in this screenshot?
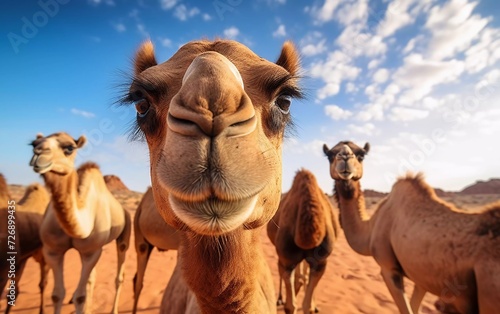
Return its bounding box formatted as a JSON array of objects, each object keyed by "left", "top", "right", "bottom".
[{"left": 1, "top": 39, "right": 499, "bottom": 314}]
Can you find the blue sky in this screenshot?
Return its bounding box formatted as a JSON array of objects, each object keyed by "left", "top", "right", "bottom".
[{"left": 1, "top": 0, "right": 500, "bottom": 193}]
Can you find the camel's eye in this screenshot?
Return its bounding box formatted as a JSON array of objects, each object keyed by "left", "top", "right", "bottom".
[
  {"left": 274, "top": 94, "right": 292, "bottom": 114},
  {"left": 135, "top": 100, "right": 150, "bottom": 118},
  {"left": 357, "top": 155, "right": 364, "bottom": 162},
  {"left": 63, "top": 146, "right": 75, "bottom": 155}
]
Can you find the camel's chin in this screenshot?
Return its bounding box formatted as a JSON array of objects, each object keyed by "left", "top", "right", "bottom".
[{"left": 169, "top": 195, "right": 258, "bottom": 236}]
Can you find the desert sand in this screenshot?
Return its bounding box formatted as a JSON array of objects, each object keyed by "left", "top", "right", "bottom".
[{"left": 2, "top": 186, "right": 498, "bottom": 314}]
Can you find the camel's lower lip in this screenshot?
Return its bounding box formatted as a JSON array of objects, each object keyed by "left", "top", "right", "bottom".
[
  {"left": 33, "top": 162, "right": 52, "bottom": 173},
  {"left": 169, "top": 195, "right": 258, "bottom": 236}
]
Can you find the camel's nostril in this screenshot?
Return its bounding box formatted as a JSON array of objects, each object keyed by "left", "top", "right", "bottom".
[
  {"left": 226, "top": 115, "right": 257, "bottom": 138},
  {"left": 167, "top": 112, "right": 212, "bottom": 137}
]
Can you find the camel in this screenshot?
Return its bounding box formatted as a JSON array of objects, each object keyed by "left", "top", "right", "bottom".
[
  {"left": 323, "top": 140, "right": 500, "bottom": 314},
  {"left": 29, "top": 133, "right": 131, "bottom": 314},
  {"left": 121, "top": 39, "right": 302, "bottom": 313},
  {"left": 132, "top": 187, "right": 180, "bottom": 313},
  {"left": 267, "top": 169, "right": 338, "bottom": 314},
  {"left": 0, "top": 181, "right": 50, "bottom": 314},
  {"left": 0, "top": 174, "right": 8, "bottom": 205}
]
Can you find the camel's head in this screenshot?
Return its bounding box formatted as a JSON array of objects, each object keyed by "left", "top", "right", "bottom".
[
  {"left": 30, "top": 132, "right": 87, "bottom": 175},
  {"left": 124, "top": 40, "right": 302, "bottom": 236},
  {"left": 323, "top": 141, "right": 369, "bottom": 181}
]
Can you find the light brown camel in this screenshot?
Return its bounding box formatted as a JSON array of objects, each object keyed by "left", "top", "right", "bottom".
[
  {"left": 267, "top": 169, "right": 338, "bottom": 314},
  {"left": 122, "top": 39, "right": 302, "bottom": 313},
  {"left": 0, "top": 182, "right": 50, "bottom": 314},
  {"left": 323, "top": 141, "right": 500, "bottom": 314},
  {"left": 0, "top": 174, "right": 9, "bottom": 205},
  {"left": 132, "top": 187, "right": 180, "bottom": 313},
  {"left": 29, "top": 133, "right": 131, "bottom": 314}
]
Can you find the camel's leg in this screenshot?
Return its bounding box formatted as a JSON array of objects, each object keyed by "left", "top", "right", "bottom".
[
  {"left": 73, "top": 249, "right": 101, "bottom": 314},
  {"left": 475, "top": 262, "right": 500, "bottom": 314},
  {"left": 133, "top": 241, "right": 153, "bottom": 313},
  {"left": 410, "top": 284, "right": 426, "bottom": 313},
  {"left": 113, "top": 210, "right": 131, "bottom": 314},
  {"left": 302, "top": 260, "right": 326, "bottom": 314},
  {"left": 276, "top": 278, "right": 284, "bottom": 306},
  {"left": 5, "top": 260, "right": 27, "bottom": 314},
  {"left": 380, "top": 269, "right": 413, "bottom": 314},
  {"left": 43, "top": 248, "right": 66, "bottom": 314},
  {"left": 279, "top": 262, "right": 297, "bottom": 314},
  {"left": 33, "top": 250, "right": 49, "bottom": 314}
]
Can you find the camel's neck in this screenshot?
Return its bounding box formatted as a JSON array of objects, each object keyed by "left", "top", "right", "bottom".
[
  {"left": 180, "top": 228, "right": 274, "bottom": 314},
  {"left": 334, "top": 180, "right": 372, "bottom": 256},
  {"left": 43, "top": 171, "right": 93, "bottom": 238}
]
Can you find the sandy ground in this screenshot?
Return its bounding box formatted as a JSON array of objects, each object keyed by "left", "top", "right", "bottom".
[{"left": 2, "top": 188, "right": 498, "bottom": 314}]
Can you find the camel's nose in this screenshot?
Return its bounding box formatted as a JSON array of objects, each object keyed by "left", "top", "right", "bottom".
[
  {"left": 33, "top": 145, "right": 50, "bottom": 155},
  {"left": 337, "top": 145, "right": 354, "bottom": 161},
  {"left": 167, "top": 51, "right": 256, "bottom": 138}
]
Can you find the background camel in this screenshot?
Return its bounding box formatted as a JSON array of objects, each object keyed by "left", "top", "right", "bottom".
[
  {"left": 133, "top": 187, "right": 180, "bottom": 314},
  {"left": 268, "top": 169, "right": 338, "bottom": 314},
  {"left": 123, "top": 39, "right": 302, "bottom": 313},
  {"left": 323, "top": 141, "right": 500, "bottom": 314},
  {"left": 29, "top": 133, "right": 131, "bottom": 314},
  {"left": 0, "top": 181, "right": 50, "bottom": 314}
]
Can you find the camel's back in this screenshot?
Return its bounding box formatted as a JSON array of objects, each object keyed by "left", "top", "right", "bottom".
[{"left": 136, "top": 187, "right": 180, "bottom": 250}]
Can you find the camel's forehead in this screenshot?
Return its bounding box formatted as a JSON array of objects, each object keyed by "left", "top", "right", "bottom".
[
  {"left": 34, "top": 133, "right": 75, "bottom": 147},
  {"left": 149, "top": 40, "right": 287, "bottom": 81},
  {"left": 331, "top": 142, "right": 364, "bottom": 155}
]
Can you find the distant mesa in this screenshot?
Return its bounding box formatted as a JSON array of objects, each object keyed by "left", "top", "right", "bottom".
[
  {"left": 104, "top": 175, "right": 129, "bottom": 192},
  {"left": 459, "top": 178, "right": 500, "bottom": 195},
  {"left": 363, "top": 189, "right": 387, "bottom": 198}
]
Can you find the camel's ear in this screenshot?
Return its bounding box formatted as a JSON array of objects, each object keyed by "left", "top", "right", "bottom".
[
  {"left": 75, "top": 136, "right": 87, "bottom": 148},
  {"left": 363, "top": 142, "right": 370, "bottom": 154},
  {"left": 36, "top": 133, "right": 44, "bottom": 139},
  {"left": 323, "top": 144, "right": 330, "bottom": 156},
  {"left": 276, "top": 41, "right": 300, "bottom": 75},
  {"left": 134, "top": 40, "right": 157, "bottom": 75}
]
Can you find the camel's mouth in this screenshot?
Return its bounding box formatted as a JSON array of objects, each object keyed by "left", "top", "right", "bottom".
[
  {"left": 338, "top": 171, "right": 354, "bottom": 180},
  {"left": 30, "top": 155, "right": 53, "bottom": 174},
  {"left": 169, "top": 195, "right": 258, "bottom": 236}
]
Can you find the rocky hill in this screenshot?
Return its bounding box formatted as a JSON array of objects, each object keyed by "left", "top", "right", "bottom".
[
  {"left": 104, "top": 175, "right": 129, "bottom": 192},
  {"left": 459, "top": 178, "right": 500, "bottom": 195}
]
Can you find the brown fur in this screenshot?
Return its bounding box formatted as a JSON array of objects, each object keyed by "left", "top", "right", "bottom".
[
  {"left": 267, "top": 169, "right": 338, "bottom": 313},
  {"left": 327, "top": 140, "right": 500, "bottom": 314},
  {"left": 0, "top": 182, "right": 50, "bottom": 314},
  {"left": 0, "top": 174, "right": 9, "bottom": 205},
  {"left": 128, "top": 39, "right": 302, "bottom": 313}
]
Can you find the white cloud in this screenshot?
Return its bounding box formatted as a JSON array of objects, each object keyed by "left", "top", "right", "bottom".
[
  {"left": 300, "top": 31, "right": 327, "bottom": 57},
  {"left": 345, "top": 82, "right": 358, "bottom": 93},
  {"left": 136, "top": 23, "right": 149, "bottom": 38},
  {"left": 202, "top": 13, "right": 212, "bottom": 21},
  {"left": 174, "top": 4, "right": 200, "bottom": 21},
  {"left": 347, "top": 122, "right": 376, "bottom": 136},
  {"left": 376, "top": 0, "right": 433, "bottom": 38},
  {"left": 71, "top": 108, "right": 95, "bottom": 118},
  {"left": 373, "top": 68, "right": 389, "bottom": 84},
  {"left": 388, "top": 107, "right": 429, "bottom": 121},
  {"left": 309, "top": 0, "right": 341, "bottom": 24},
  {"left": 465, "top": 28, "right": 500, "bottom": 74},
  {"left": 272, "top": 24, "right": 286, "bottom": 38},
  {"left": 336, "top": 25, "right": 387, "bottom": 57},
  {"left": 367, "top": 59, "right": 381, "bottom": 69},
  {"left": 160, "top": 0, "right": 177, "bottom": 10},
  {"left": 355, "top": 103, "right": 384, "bottom": 121},
  {"left": 324, "top": 105, "right": 353, "bottom": 120},
  {"left": 425, "top": 0, "right": 489, "bottom": 60},
  {"left": 302, "top": 39, "right": 327, "bottom": 57},
  {"left": 112, "top": 23, "right": 126, "bottom": 33},
  {"left": 310, "top": 50, "right": 361, "bottom": 100},
  {"left": 160, "top": 37, "right": 172, "bottom": 47},
  {"left": 335, "top": 0, "right": 368, "bottom": 26},
  {"left": 223, "top": 26, "right": 239, "bottom": 40},
  {"left": 394, "top": 54, "right": 464, "bottom": 105}
]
